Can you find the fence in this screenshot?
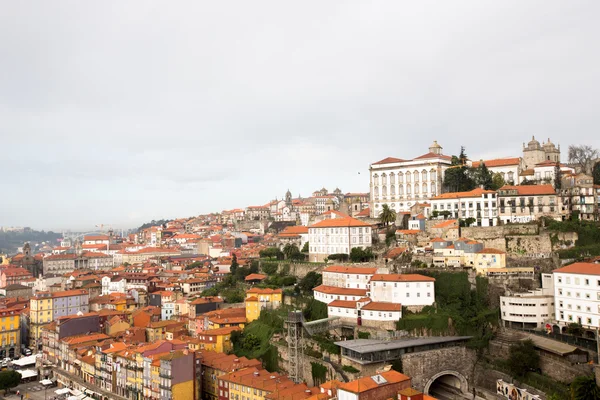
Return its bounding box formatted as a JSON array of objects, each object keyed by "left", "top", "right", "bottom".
[{"left": 517, "top": 327, "right": 598, "bottom": 352}]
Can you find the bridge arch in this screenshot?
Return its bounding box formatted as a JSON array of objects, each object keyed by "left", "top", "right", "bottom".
[{"left": 424, "top": 370, "right": 469, "bottom": 397}]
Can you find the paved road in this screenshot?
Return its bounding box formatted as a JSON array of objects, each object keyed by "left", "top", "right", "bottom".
[{"left": 3, "top": 382, "right": 54, "bottom": 400}]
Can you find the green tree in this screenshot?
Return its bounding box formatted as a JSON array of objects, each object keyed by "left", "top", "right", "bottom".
[
  {"left": 507, "top": 340, "right": 539, "bottom": 378},
  {"left": 283, "top": 243, "right": 299, "bottom": 259},
  {"left": 242, "top": 333, "right": 261, "bottom": 350},
  {"left": 0, "top": 370, "right": 20, "bottom": 394},
  {"left": 379, "top": 204, "right": 397, "bottom": 227},
  {"left": 259, "top": 247, "right": 284, "bottom": 260},
  {"left": 473, "top": 162, "right": 494, "bottom": 189},
  {"left": 302, "top": 241, "right": 309, "bottom": 253},
  {"left": 230, "top": 254, "right": 239, "bottom": 276},
  {"left": 185, "top": 261, "right": 203, "bottom": 270},
  {"left": 555, "top": 163, "right": 563, "bottom": 190},
  {"left": 443, "top": 147, "right": 476, "bottom": 192},
  {"left": 593, "top": 161, "right": 600, "bottom": 185},
  {"left": 491, "top": 172, "right": 506, "bottom": 190},
  {"left": 299, "top": 272, "right": 322, "bottom": 293},
  {"left": 385, "top": 229, "right": 397, "bottom": 247},
  {"left": 521, "top": 178, "right": 536, "bottom": 185},
  {"left": 571, "top": 375, "right": 600, "bottom": 400}
]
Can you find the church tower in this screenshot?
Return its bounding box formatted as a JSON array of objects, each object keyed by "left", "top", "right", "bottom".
[
  {"left": 285, "top": 189, "right": 292, "bottom": 207},
  {"left": 429, "top": 141, "right": 443, "bottom": 155}
]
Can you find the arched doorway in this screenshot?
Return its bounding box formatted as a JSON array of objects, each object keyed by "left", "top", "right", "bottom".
[
  {"left": 425, "top": 370, "right": 469, "bottom": 399},
  {"left": 8, "top": 347, "right": 14, "bottom": 358},
  {"left": 552, "top": 325, "right": 560, "bottom": 334},
  {"left": 0, "top": 349, "right": 5, "bottom": 359}
]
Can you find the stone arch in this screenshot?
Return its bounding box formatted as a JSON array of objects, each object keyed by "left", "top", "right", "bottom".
[
  {"left": 552, "top": 324, "right": 560, "bottom": 334},
  {"left": 584, "top": 330, "right": 596, "bottom": 339},
  {"left": 424, "top": 370, "right": 469, "bottom": 396}
]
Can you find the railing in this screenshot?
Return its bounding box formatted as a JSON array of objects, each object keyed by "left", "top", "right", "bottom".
[{"left": 515, "top": 327, "right": 598, "bottom": 352}]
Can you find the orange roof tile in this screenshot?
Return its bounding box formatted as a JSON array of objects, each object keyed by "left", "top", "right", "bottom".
[
  {"left": 310, "top": 217, "right": 371, "bottom": 228},
  {"left": 471, "top": 157, "right": 520, "bottom": 168},
  {"left": 478, "top": 248, "right": 505, "bottom": 254},
  {"left": 322, "top": 266, "right": 377, "bottom": 275},
  {"left": 553, "top": 262, "right": 600, "bottom": 276},
  {"left": 328, "top": 300, "right": 358, "bottom": 309},
  {"left": 432, "top": 188, "right": 495, "bottom": 200},
  {"left": 360, "top": 302, "right": 402, "bottom": 312},
  {"left": 372, "top": 157, "right": 406, "bottom": 165},
  {"left": 370, "top": 274, "right": 435, "bottom": 282},
  {"left": 498, "top": 184, "right": 556, "bottom": 196},
  {"left": 313, "top": 285, "right": 368, "bottom": 296},
  {"left": 339, "top": 370, "right": 410, "bottom": 394},
  {"left": 432, "top": 219, "right": 458, "bottom": 229}
]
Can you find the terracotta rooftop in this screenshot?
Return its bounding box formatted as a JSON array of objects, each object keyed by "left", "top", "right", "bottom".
[
  {"left": 553, "top": 262, "right": 600, "bottom": 276},
  {"left": 322, "top": 266, "right": 377, "bottom": 275},
  {"left": 370, "top": 274, "right": 435, "bottom": 282}
]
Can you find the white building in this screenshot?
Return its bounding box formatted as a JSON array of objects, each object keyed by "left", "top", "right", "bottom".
[
  {"left": 308, "top": 215, "right": 372, "bottom": 262},
  {"left": 368, "top": 274, "right": 435, "bottom": 311},
  {"left": 101, "top": 276, "right": 127, "bottom": 295},
  {"left": 313, "top": 285, "right": 368, "bottom": 304},
  {"left": 327, "top": 299, "right": 402, "bottom": 329},
  {"left": 369, "top": 141, "right": 452, "bottom": 216},
  {"left": 553, "top": 262, "right": 600, "bottom": 329},
  {"left": 497, "top": 184, "right": 562, "bottom": 223},
  {"left": 321, "top": 266, "right": 378, "bottom": 289},
  {"left": 430, "top": 188, "right": 498, "bottom": 227},
  {"left": 500, "top": 274, "right": 555, "bottom": 329}
]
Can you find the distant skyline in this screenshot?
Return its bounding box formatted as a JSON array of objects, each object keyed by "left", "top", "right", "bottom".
[{"left": 2, "top": 1, "right": 599, "bottom": 231}]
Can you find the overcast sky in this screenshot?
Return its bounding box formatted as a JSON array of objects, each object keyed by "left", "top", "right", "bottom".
[{"left": 1, "top": 1, "right": 599, "bottom": 232}]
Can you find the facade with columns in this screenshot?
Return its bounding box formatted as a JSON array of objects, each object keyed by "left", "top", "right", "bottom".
[{"left": 369, "top": 141, "right": 452, "bottom": 217}]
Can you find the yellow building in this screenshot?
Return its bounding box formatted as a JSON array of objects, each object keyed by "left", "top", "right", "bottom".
[
  {"left": 245, "top": 288, "right": 283, "bottom": 323},
  {"left": 197, "top": 326, "right": 240, "bottom": 353},
  {"left": 475, "top": 248, "right": 507, "bottom": 275},
  {"left": 0, "top": 308, "right": 21, "bottom": 358},
  {"left": 30, "top": 293, "right": 53, "bottom": 350},
  {"left": 0, "top": 254, "right": 9, "bottom": 265}
]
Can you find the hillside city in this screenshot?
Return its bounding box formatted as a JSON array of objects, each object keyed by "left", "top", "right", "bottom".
[{"left": 1, "top": 138, "right": 600, "bottom": 400}]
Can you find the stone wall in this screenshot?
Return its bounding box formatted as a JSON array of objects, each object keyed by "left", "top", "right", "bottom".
[
  {"left": 488, "top": 338, "right": 593, "bottom": 384},
  {"left": 274, "top": 342, "right": 344, "bottom": 386},
  {"left": 463, "top": 225, "right": 539, "bottom": 239},
  {"left": 401, "top": 346, "right": 477, "bottom": 393},
  {"left": 505, "top": 235, "right": 553, "bottom": 255},
  {"left": 474, "top": 367, "right": 546, "bottom": 399}
]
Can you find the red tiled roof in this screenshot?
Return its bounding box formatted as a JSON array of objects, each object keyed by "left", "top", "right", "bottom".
[
  {"left": 310, "top": 217, "right": 371, "bottom": 228},
  {"left": 370, "top": 274, "right": 435, "bottom": 282},
  {"left": 356, "top": 208, "right": 371, "bottom": 217},
  {"left": 413, "top": 152, "right": 452, "bottom": 161},
  {"left": 432, "top": 188, "right": 495, "bottom": 200},
  {"left": 313, "top": 285, "right": 368, "bottom": 296},
  {"left": 372, "top": 157, "right": 406, "bottom": 165},
  {"left": 360, "top": 302, "right": 402, "bottom": 311},
  {"left": 432, "top": 220, "right": 458, "bottom": 229},
  {"left": 328, "top": 300, "right": 358, "bottom": 309},
  {"left": 553, "top": 262, "right": 600, "bottom": 276},
  {"left": 471, "top": 157, "right": 520, "bottom": 168},
  {"left": 478, "top": 248, "right": 506, "bottom": 254},
  {"left": 339, "top": 370, "right": 410, "bottom": 394},
  {"left": 498, "top": 184, "right": 556, "bottom": 196},
  {"left": 322, "top": 266, "right": 377, "bottom": 275},
  {"left": 244, "top": 273, "right": 267, "bottom": 281}
]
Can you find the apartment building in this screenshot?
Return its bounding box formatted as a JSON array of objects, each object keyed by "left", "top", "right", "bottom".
[
  {"left": 308, "top": 215, "right": 372, "bottom": 262},
  {"left": 369, "top": 274, "right": 435, "bottom": 311},
  {"left": 245, "top": 288, "right": 283, "bottom": 323},
  {"left": 30, "top": 289, "right": 90, "bottom": 350},
  {"left": 200, "top": 351, "right": 262, "bottom": 400},
  {"left": 553, "top": 262, "right": 600, "bottom": 329},
  {"left": 321, "top": 266, "right": 378, "bottom": 289},
  {"left": 560, "top": 173, "right": 597, "bottom": 221},
  {"left": 497, "top": 184, "right": 562, "bottom": 223},
  {"left": 0, "top": 307, "right": 21, "bottom": 358},
  {"left": 430, "top": 188, "right": 498, "bottom": 227},
  {"left": 500, "top": 274, "right": 555, "bottom": 329}
]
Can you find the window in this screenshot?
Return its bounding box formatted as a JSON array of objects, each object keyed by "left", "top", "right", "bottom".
[{"left": 588, "top": 318, "right": 592, "bottom": 324}]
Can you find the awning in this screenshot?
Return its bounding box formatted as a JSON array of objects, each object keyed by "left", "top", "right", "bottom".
[
  {"left": 17, "top": 369, "right": 38, "bottom": 379},
  {"left": 56, "top": 388, "right": 71, "bottom": 395},
  {"left": 69, "top": 389, "right": 83, "bottom": 396},
  {"left": 40, "top": 379, "right": 53, "bottom": 385},
  {"left": 11, "top": 354, "right": 40, "bottom": 367}
]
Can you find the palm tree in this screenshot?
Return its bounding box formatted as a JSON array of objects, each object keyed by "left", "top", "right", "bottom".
[
  {"left": 379, "top": 204, "right": 397, "bottom": 227},
  {"left": 571, "top": 375, "right": 600, "bottom": 400}
]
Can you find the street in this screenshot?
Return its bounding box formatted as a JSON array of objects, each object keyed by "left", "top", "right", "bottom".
[{"left": 3, "top": 382, "right": 53, "bottom": 400}]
